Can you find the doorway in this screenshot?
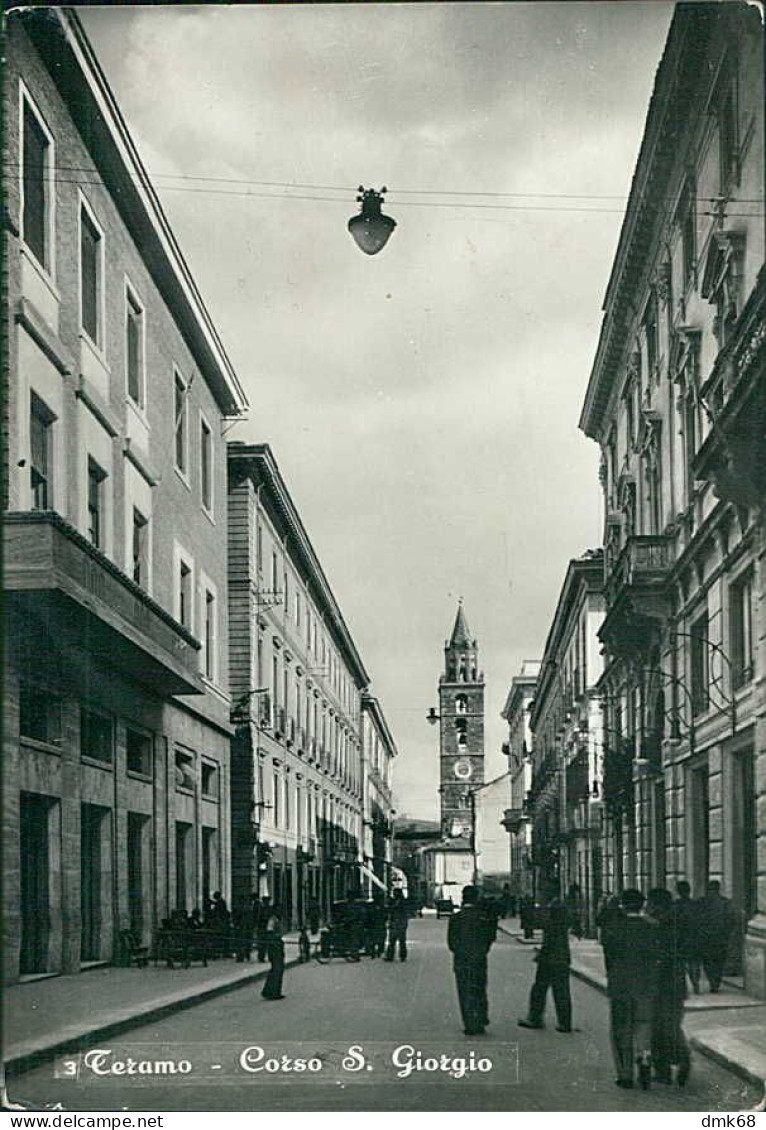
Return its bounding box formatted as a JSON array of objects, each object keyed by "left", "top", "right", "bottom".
[
  {"left": 20, "top": 793, "right": 52, "bottom": 975},
  {"left": 81, "top": 804, "right": 107, "bottom": 962}
]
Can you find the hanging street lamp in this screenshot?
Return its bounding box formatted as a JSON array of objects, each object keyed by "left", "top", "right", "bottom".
[{"left": 348, "top": 186, "right": 396, "bottom": 255}]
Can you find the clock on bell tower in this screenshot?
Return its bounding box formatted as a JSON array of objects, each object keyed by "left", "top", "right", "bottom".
[{"left": 437, "top": 601, "right": 485, "bottom": 838}]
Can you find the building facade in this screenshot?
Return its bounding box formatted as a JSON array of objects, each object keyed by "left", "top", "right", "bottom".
[
  {"left": 2, "top": 10, "right": 248, "bottom": 982},
  {"left": 360, "top": 693, "right": 397, "bottom": 895},
  {"left": 527, "top": 553, "right": 605, "bottom": 930},
  {"left": 473, "top": 772, "right": 513, "bottom": 892},
  {"left": 501, "top": 660, "right": 541, "bottom": 899},
  {"left": 579, "top": 1, "right": 765, "bottom": 993},
  {"left": 227, "top": 443, "right": 371, "bottom": 928}
]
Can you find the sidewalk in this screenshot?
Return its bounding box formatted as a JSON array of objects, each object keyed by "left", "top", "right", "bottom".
[
  {"left": 3, "top": 934, "right": 305, "bottom": 1077},
  {"left": 500, "top": 921, "right": 766, "bottom": 1091}
]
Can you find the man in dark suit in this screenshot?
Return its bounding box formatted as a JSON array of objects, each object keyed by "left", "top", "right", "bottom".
[
  {"left": 696, "top": 881, "right": 734, "bottom": 992},
  {"left": 447, "top": 885, "right": 497, "bottom": 1036},
  {"left": 674, "top": 881, "right": 701, "bottom": 993},
  {"left": 647, "top": 888, "right": 691, "bottom": 1086},
  {"left": 601, "top": 888, "right": 661, "bottom": 1090}
]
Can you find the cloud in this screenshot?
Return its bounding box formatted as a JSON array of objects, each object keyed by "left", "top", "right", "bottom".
[{"left": 81, "top": 1, "right": 673, "bottom": 819}]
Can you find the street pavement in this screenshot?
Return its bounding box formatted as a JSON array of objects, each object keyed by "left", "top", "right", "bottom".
[{"left": 6, "top": 919, "right": 761, "bottom": 1113}]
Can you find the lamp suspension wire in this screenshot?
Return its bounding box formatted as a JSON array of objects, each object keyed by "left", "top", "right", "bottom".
[{"left": 4, "top": 159, "right": 764, "bottom": 216}]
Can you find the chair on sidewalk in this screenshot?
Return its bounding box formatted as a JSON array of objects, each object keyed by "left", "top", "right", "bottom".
[{"left": 120, "top": 929, "right": 150, "bottom": 968}]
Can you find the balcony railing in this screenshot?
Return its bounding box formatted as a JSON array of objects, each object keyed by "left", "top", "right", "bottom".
[
  {"left": 4, "top": 512, "right": 202, "bottom": 696},
  {"left": 605, "top": 534, "right": 672, "bottom": 609}
]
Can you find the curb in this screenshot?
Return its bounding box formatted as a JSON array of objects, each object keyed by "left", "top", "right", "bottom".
[
  {"left": 567, "top": 962, "right": 766, "bottom": 1091},
  {"left": 5, "top": 957, "right": 302, "bottom": 1078}
]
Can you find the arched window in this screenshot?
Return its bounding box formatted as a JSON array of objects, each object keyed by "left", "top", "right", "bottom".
[
  {"left": 457, "top": 731, "right": 468, "bottom": 749},
  {"left": 455, "top": 695, "right": 467, "bottom": 714}
]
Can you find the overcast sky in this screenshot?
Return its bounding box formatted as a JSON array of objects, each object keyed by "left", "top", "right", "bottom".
[{"left": 82, "top": 1, "right": 674, "bottom": 820}]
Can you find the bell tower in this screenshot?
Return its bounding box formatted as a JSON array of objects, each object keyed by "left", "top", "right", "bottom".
[{"left": 438, "top": 601, "right": 485, "bottom": 838}]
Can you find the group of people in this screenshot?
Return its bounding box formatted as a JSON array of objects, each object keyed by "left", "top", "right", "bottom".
[{"left": 512, "top": 879, "right": 735, "bottom": 1090}]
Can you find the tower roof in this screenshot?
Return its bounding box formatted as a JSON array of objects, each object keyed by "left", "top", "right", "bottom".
[{"left": 449, "top": 601, "right": 473, "bottom": 647}]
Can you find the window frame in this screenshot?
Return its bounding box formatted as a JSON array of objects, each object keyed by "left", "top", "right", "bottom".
[
  {"left": 173, "top": 542, "right": 195, "bottom": 633},
  {"left": 124, "top": 278, "right": 146, "bottom": 411},
  {"left": 200, "top": 576, "right": 218, "bottom": 684},
  {"left": 730, "top": 567, "right": 754, "bottom": 690},
  {"left": 199, "top": 410, "right": 214, "bottom": 516},
  {"left": 677, "top": 179, "right": 697, "bottom": 297},
  {"left": 80, "top": 704, "right": 114, "bottom": 768},
  {"left": 78, "top": 193, "right": 105, "bottom": 351},
  {"left": 19, "top": 683, "right": 62, "bottom": 748},
  {"left": 201, "top": 760, "right": 220, "bottom": 801},
  {"left": 125, "top": 725, "right": 154, "bottom": 779},
  {"left": 131, "top": 506, "right": 150, "bottom": 588},
  {"left": 19, "top": 81, "right": 56, "bottom": 279},
  {"left": 173, "top": 368, "right": 190, "bottom": 481},
  {"left": 86, "top": 455, "right": 107, "bottom": 550},
  {"left": 690, "top": 612, "right": 710, "bottom": 717},
  {"left": 30, "top": 390, "right": 54, "bottom": 511}
]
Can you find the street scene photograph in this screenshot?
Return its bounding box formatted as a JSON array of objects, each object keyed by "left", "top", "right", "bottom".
[{"left": 2, "top": 0, "right": 765, "bottom": 1117}]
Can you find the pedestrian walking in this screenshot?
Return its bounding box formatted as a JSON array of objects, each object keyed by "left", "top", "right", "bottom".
[
  {"left": 384, "top": 889, "right": 409, "bottom": 962},
  {"left": 447, "top": 885, "right": 497, "bottom": 1035},
  {"left": 647, "top": 888, "right": 691, "bottom": 1087},
  {"left": 696, "top": 881, "right": 734, "bottom": 992},
  {"left": 365, "top": 895, "right": 387, "bottom": 958},
  {"left": 517, "top": 899, "right": 573, "bottom": 1032},
  {"left": 519, "top": 894, "right": 536, "bottom": 940},
  {"left": 674, "top": 881, "right": 702, "bottom": 994},
  {"left": 255, "top": 896, "right": 272, "bottom": 962},
  {"left": 261, "top": 906, "right": 286, "bottom": 1000},
  {"left": 602, "top": 888, "right": 661, "bottom": 1090}
]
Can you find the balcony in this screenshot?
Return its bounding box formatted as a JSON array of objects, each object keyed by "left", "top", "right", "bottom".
[
  {"left": 601, "top": 534, "right": 672, "bottom": 656},
  {"left": 275, "top": 706, "right": 286, "bottom": 739},
  {"left": 4, "top": 512, "right": 202, "bottom": 696},
  {"left": 502, "top": 807, "right": 526, "bottom": 833},
  {"left": 694, "top": 276, "right": 766, "bottom": 508}
]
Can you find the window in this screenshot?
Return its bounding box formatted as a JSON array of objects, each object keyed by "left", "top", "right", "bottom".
[
  {"left": 81, "top": 707, "right": 113, "bottom": 764},
  {"left": 272, "top": 551, "right": 278, "bottom": 593},
  {"left": 273, "top": 772, "right": 281, "bottom": 828},
  {"left": 684, "top": 394, "right": 698, "bottom": 498},
  {"left": 22, "top": 96, "right": 52, "bottom": 270},
  {"left": 644, "top": 292, "right": 658, "bottom": 376},
  {"left": 256, "top": 521, "right": 263, "bottom": 576},
  {"left": 80, "top": 204, "right": 102, "bottom": 345},
  {"left": 624, "top": 383, "right": 636, "bottom": 451},
  {"left": 126, "top": 288, "right": 144, "bottom": 408},
  {"left": 201, "top": 762, "right": 219, "bottom": 800},
  {"left": 200, "top": 417, "right": 212, "bottom": 512},
  {"left": 178, "top": 560, "right": 192, "bottom": 630},
  {"left": 30, "top": 392, "right": 53, "bottom": 510},
  {"left": 126, "top": 727, "right": 152, "bottom": 777},
  {"left": 690, "top": 613, "right": 710, "bottom": 716},
  {"left": 20, "top": 685, "right": 61, "bottom": 745},
  {"left": 132, "top": 508, "right": 149, "bottom": 587},
  {"left": 679, "top": 182, "right": 696, "bottom": 294},
  {"left": 204, "top": 589, "right": 216, "bottom": 681},
  {"left": 455, "top": 694, "right": 468, "bottom": 714},
  {"left": 731, "top": 569, "right": 754, "bottom": 689},
  {"left": 175, "top": 749, "right": 195, "bottom": 792},
  {"left": 284, "top": 778, "right": 291, "bottom": 829},
  {"left": 87, "top": 457, "right": 106, "bottom": 549},
  {"left": 174, "top": 373, "right": 188, "bottom": 474}
]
